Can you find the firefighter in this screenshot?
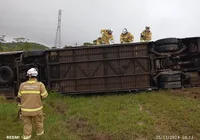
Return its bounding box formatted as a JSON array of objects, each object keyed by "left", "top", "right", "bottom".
[
  {"left": 17, "top": 68, "right": 48, "bottom": 140},
  {"left": 93, "top": 37, "right": 102, "bottom": 45},
  {"left": 140, "top": 26, "right": 152, "bottom": 42},
  {"left": 120, "top": 28, "right": 134, "bottom": 43},
  {"left": 100, "top": 29, "right": 114, "bottom": 44}
]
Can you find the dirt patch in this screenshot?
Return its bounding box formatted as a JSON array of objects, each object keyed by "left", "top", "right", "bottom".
[
  {"left": 67, "top": 117, "right": 90, "bottom": 131},
  {"left": 138, "top": 104, "right": 143, "bottom": 111},
  {"left": 48, "top": 100, "right": 67, "bottom": 115},
  {"left": 171, "top": 87, "right": 200, "bottom": 99},
  {"left": 48, "top": 100, "right": 55, "bottom": 108},
  {"left": 137, "top": 122, "right": 144, "bottom": 126},
  {"left": 56, "top": 104, "right": 67, "bottom": 115},
  {"left": 76, "top": 117, "right": 88, "bottom": 128},
  {"left": 66, "top": 117, "right": 112, "bottom": 140}
]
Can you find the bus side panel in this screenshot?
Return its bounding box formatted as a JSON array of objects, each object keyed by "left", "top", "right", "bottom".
[{"left": 47, "top": 43, "right": 151, "bottom": 94}]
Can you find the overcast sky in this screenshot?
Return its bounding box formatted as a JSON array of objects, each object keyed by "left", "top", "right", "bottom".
[{"left": 0, "top": 0, "right": 200, "bottom": 47}]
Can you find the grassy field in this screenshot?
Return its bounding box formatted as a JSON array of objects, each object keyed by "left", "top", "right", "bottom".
[{"left": 0, "top": 88, "right": 200, "bottom": 140}]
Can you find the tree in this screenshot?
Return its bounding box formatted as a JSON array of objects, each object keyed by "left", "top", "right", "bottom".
[
  {"left": 0, "top": 35, "right": 6, "bottom": 51},
  {"left": 13, "top": 37, "right": 26, "bottom": 43},
  {"left": 0, "top": 35, "right": 6, "bottom": 43}
]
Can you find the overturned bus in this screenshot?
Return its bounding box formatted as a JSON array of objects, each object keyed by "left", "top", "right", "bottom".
[{"left": 0, "top": 37, "right": 200, "bottom": 98}]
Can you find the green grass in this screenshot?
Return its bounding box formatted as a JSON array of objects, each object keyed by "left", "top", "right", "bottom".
[
  {"left": 0, "top": 42, "right": 49, "bottom": 52},
  {"left": 0, "top": 89, "right": 200, "bottom": 140}
]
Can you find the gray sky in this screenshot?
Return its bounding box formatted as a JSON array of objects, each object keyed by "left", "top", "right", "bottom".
[{"left": 0, "top": 0, "right": 200, "bottom": 47}]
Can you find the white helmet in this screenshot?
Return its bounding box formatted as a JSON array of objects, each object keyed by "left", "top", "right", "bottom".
[
  {"left": 145, "top": 26, "right": 150, "bottom": 30},
  {"left": 27, "top": 68, "right": 38, "bottom": 77},
  {"left": 122, "top": 28, "right": 128, "bottom": 34},
  {"left": 108, "top": 29, "right": 113, "bottom": 34}
]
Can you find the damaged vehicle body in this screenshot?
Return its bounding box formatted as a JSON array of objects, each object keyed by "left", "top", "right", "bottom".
[{"left": 0, "top": 37, "right": 200, "bottom": 98}]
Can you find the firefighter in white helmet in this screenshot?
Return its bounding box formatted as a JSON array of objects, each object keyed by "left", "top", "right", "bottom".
[
  {"left": 17, "top": 68, "right": 48, "bottom": 140},
  {"left": 120, "top": 28, "right": 134, "bottom": 43},
  {"left": 99, "top": 29, "right": 114, "bottom": 44},
  {"left": 140, "top": 26, "right": 152, "bottom": 42}
]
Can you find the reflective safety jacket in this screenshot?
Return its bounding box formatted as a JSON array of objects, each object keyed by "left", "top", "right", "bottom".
[
  {"left": 140, "top": 30, "right": 152, "bottom": 42},
  {"left": 93, "top": 37, "right": 102, "bottom": 45},
  {"left": 120, "top": 32, "right": 134, "bottom": 43},
  {"left": 17, "top": 78, "right": 48, "bottom": 116},
  {"left": 100, "top": 29, "right": 114, "bottom": 44}
]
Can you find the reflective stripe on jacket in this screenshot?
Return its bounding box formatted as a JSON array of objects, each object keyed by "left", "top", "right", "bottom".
[
  {"left": 120, "top": 32, "right": 134, "bottom": 43},
  {"left": 17, "top": 78, "right": 48, "bottom": 116}
]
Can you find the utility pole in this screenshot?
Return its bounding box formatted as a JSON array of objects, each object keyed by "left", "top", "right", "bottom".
[{"left": 54, "top": 9, "right": 62, "bottom": 48}]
